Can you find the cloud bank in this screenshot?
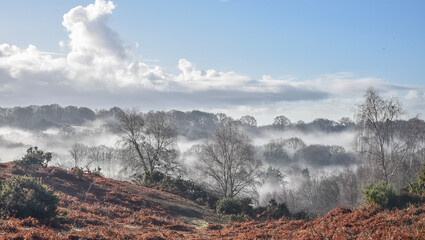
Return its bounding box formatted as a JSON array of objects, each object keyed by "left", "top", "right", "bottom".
[{"left": 0, "top": 0, "right": 423, "bottom": 123}]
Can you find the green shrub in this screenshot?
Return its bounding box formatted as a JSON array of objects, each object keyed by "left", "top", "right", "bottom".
[
  {"left": 162, "top": 176, "right": 219, "bottom": 208},
  {"left": 216, "top": 197, "right": 243, "bottom": 215},
  {"left": 395, "top": 191, "right": 424, "bottom": 209},
  {"left": 408, "top": 164, "right": 425, "bottom": 195},
  {"left": 362, "top": 181, "right": 396, "bottom": 209},
  {"left": 253, "top": 199, "right": 291, "bottom": 221},
  {"left": 229, "top": 213, "right": 246, "bottom": 222},
  {"left": 56, "top": 208, "right": 70, "bottom": 224},
  {"left": 239, "top": 198, "right": 255, "bottom": 217},
  {"left": 133, "top": 171, "right": 219, "bottom": 209},
  {"left": 12, "top": 147, "right": 52, "bottom": 174},
  {"left": 291, "top": 210, "right": 313, "bottom": 221},
  {"left": 133, "top": 171, "right": 166, "bottom": 186},
  {"left": 266, "top": 199, "right": 290, "bottom": 220},
  {"left": 216, "top": 197, "right": 256, "bottom": 220},
  {"left": 0, "top": 175, "right": 59, "bottom": 221}
]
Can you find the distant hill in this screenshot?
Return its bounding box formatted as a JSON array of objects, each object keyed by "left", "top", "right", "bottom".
[{"left": 0, "top": 104, "right": 355, "bottom": 140}]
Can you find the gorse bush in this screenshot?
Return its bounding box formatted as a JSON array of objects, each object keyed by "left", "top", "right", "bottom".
[
  {"left": 133, "top": 171, "right": 219, "bottom": 209},
  {"left": 12, "top": 147, "right": 52, "bottom": 174},
  {"left": 253, "top": 199, "right": 293, "bottom": 221},
  {"left": 362, "top": 181, "right": 396, "bottom": 209},
  {"left": 216, "top": 197, "right": 243, "bottom": 215},
  {"left": 408, "top": 164, "right": 425, "bottom": 195},
  {"left": 0, "top": 175, "right": 59, "bottom": 221},
  {"left": 140, "top": 171, "right": 166, "bottom": 186},
  {"left": 266, "top": 199, "right": 290, "bottom": 220},
  {"left": 216, "top": 197, "right": 255, "bottom": 221}
]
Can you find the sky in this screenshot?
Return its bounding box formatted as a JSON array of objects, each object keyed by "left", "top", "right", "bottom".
[{"left": 0, "top": 0, "right": 424, "bottom": 125}]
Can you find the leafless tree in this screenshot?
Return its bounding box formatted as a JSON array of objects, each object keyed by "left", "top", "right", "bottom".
[
  {"left": 197, "top": 121, "right": 262, "bottom": 198},
  {"left": 338, "top": 169, "right": 360, "bottom": 208},
  {"left": 355, "top": 88, "right": 424, "bottom": 187},
  {"left": 283, "top": 137, "right": 306, "bottom": 153},
  {"left": 297, "top": 177, "right": 320, "bottom": 211},
  {"left": 273, "top": 115, "right": 291, "bottom": 128},
  {"left": 316, "top": 177, "right": 340, "bottom": 214},
  {"left": 86, "top": 145, "right": 117, "bottom": 176},
  {"left": 240, "top": 115, "right": 257, "bottom": 127},
  {"left": 263, "top": 139, "right": 291, "bottom": 165},
  {"left": 116, "top": 108, "right": 148, "bottom": 173},
  {"left": 69, "top": 143, "right": 87, "bottom": 168},
  {"left": 117, "top": 109, "right": 179, "bottom": 175},
  {"left": 142, "top": 111, "right": 179, "bottom": 174}
]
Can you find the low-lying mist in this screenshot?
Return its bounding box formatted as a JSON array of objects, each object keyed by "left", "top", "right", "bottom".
[
  {"left": 0, "top": 118, "right": 356, "bottom": 176},
  {"left": 0, "top": 106, "right": 362, "bottom": 214},
  {"left": 251, "top": 129, "right": 356, "bottom": 151}
]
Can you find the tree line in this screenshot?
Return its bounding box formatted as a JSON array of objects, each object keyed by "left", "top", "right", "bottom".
[
  {"left": 108, "top": 88, "right": 425, "bottom": 216},
  {"left": 5, "top": 88, "right": 422, "bottom": 218}
]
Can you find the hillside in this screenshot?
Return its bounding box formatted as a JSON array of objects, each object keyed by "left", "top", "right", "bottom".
[
  {"left": 0, "top": 162, "right": 224, "bottom": 239},
  {"left": 1, "top": 163, "right": 425, "bottom": 239}
]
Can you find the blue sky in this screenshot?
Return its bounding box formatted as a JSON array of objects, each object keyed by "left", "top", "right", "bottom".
[{"left": 0, "top": 0, "right": 424, "bottom": 124}]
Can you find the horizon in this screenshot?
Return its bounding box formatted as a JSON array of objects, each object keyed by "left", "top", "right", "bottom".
[{"left": 0, "top": 103, "right": 357, "bottom": 126}]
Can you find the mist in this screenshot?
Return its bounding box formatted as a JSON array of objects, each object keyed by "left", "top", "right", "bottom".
[
  {"left": 250, "top": 129, "right": 356, "bottom": 151},
  {"left": 0, "top": 109, "right": 356, "bottom": 179}
]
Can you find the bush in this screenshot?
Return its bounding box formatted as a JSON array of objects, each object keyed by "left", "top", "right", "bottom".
[
  {"left": 266, "top": 199, "right": 290, "bottom": 220},
  {"left": 408, "top": 164, "right": 425, "bottom": 195},
  {"left": 12, "top": 147, "right": 52, "bottom": 174},
  {"left": 216, "top": 197, "right": 255, "bottom": 221},
  {"left": 133, "top": 171, "right": 219, "bottom": 209},
  {"left": 291, "top": 210, "right": 313, "bottom": 221},
  {"left": 394, "top": 191, "right": 425, "bottom": 209},
  {"left": 362, "top": 181, "right": 396, "bottom": 209},
  {"left": 133, "top": 171, "right": 166, "bottom": 186},
  {"left": 229, "top": 213, "right": 246, "bottom": 222},
  {"left": 0, "top": 175, "right": 59, "bottom": 221},
  {"left": 239, "top": 198, "right": 255, "bottom": 217},
  {"left": 70, "top": 167, "right": 84, "bottom": 179},
  {"left": 253, "top": 199, "right": 291, "bottom": 221},
  {"left": 216, "top": 197, "right": 243, "bottom": 215}
]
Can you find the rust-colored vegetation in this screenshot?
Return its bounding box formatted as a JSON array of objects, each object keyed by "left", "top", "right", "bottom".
[{"left": 1, "top": 162, "right": 425, "bottom": 239}]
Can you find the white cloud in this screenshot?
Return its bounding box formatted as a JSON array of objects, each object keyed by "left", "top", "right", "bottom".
[
  {"left": 0, "top": 44, "right": 66, "bottom": 79},
  {"left": 405, "top": 90, "right": 421, "bottom": 100},
  {"left": 0, "top": 0, "right": 328, "bottom": 95},
  {"left": 0, "top": 0, "right": 423, "bottom": 123}
]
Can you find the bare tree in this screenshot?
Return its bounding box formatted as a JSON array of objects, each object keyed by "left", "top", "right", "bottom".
[
  {"left": 273, "top": 115, "right": 291, "bottom": 128},
  {"left": 339, "top": 117, "right": 354, "bottom": 127},
  {"left": 338, "top": 169, "right": 360, "bottom": 208},
  {"left": 69, "top": 143, "right": 87, "bottom": 168},
  {"left": 283, "top": 137, "right": 306, "bottom": 153},
  {"left": 142, "top": 111, "right": 179, "bottom": 174},
  {"left": 117, "top": 109, "right": 179, "bottom": 175},
  {"left": 263, "top": 139, "right": 291, "bottom": 165},
  {"left": 85, "top": 145, "right": 117, "bottom": 175},
  {"left": 297, "top": 176, "right": 320, "bottom": 211},
  {"left": 316, "top": 177, "right": 340, "bottom": 214},
  {"left": 197, "top": 121, "right": 261, "bottom": 198},
  {"left": 355, "top": 88, "right": 423, "bottom": 186},
  {"left": 240, "top": 115, "right": 257, "bottom": 127},
  {"left": 117, "top": 108, "right": 148, "bottom": 173}
]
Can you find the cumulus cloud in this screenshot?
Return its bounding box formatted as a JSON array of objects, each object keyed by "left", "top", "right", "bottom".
[
  {"left": 0, "top": 44, "right": 66, "bottom": 79},
  {"left": 0, "top": 0, "right": 327, "bottom": 96},
  {"left": 405, "top": 90, "right": 422, "bottom": 100},
  {"left": 0, "top": 0, "right": 423, "bottom": 122}
]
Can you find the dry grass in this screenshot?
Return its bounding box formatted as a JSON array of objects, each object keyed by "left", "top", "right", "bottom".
[{"left": 1, "top": 162, "right": 425, "bottom": 239}]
